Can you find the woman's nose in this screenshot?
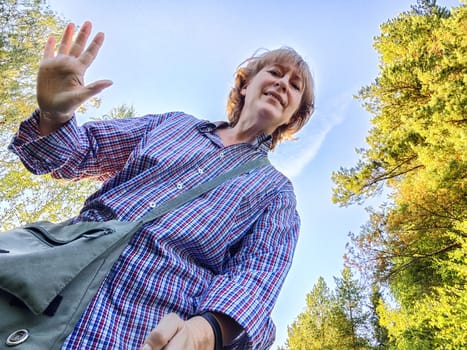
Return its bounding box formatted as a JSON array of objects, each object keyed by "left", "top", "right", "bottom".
[{"left": 274, "top": 78, "right": 287, "bottom": 91}]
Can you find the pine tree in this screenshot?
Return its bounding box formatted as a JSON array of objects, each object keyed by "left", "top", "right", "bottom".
[
  {"left": 285, "top": 277, "right": 339, "bottom": 350},
  {"left": 333, "top": 267, "right": 370, "bottom": 349}
]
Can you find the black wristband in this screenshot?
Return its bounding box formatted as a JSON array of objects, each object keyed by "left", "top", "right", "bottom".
[{"left": 199, "top": 312, "right": 223, "bottom": 350}]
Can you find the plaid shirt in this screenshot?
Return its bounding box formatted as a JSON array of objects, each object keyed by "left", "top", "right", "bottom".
[{"left": 9, "top": 111, "right": 300, "bottom": 350}]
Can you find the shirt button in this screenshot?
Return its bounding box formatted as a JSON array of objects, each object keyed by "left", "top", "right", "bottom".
[
  {"left": 219, "top": 152, "right": 225, "bottom": 159},
  {"left": 6, "top": 329, "right": 30, "bottom": 346},
  {"left": 176, "top": 182, "right": 183, "bottom": 190},
  {"left": 197, "top": 167, "right": 204, "bottom": 175},
  {"left": 149, "top": 202, "right": 156, "bottom": 208}
]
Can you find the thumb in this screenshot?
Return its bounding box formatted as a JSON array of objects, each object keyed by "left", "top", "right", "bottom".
[
  {"left": 141, "top": 313, "right": 184, "bottom": 350},
  {"left": 60, "top": 79, "right": 113, "bottom": 115},
  {"left": 83, "top": 79, "right": 113, "bottom": 98}
]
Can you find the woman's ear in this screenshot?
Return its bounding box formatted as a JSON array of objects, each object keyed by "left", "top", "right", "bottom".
[{"left": 239, "top": 77, "right": 249, "bottom": 96}]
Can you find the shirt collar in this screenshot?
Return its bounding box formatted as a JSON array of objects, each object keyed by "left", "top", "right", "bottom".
[{"left": 195, "top": 120, "right": 272, "bottom": 151}]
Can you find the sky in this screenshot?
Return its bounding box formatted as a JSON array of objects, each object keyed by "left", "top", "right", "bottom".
[{"left": 46, "top": 0, "right": 461, "bottom": 347}]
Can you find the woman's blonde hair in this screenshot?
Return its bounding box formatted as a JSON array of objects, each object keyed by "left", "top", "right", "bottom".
[{"left": 226, "top": 47, "right": 315, "bottom": 149}]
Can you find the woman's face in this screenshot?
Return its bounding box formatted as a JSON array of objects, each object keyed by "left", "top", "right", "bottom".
[{"left": 240, "top": 63, "right": 304, "bottom": 135}]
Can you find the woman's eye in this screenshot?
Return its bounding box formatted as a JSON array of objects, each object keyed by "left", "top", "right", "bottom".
[
  {"left": 292, "top": 83, "right": 301, "bottom": 91},
  {"left": 268, "top": 69, "right": 280, "bottom": 76}
]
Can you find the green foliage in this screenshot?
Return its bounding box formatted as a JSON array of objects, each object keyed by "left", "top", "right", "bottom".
[
  {"left": 283, "top": 270, "right": 372, "bottom": 350},
  {"left": 333, "top": 267, "right": 371, "bottom": 349},
  {"left": 368, "top": 286, "right": 390, "bottom": 349},
  {"left": 90, "top": 103, "right": 136, "bottom": 121},
  {"left": 0, "top": 0, "right": 65, "bottom": 131},
  {"left": 332, "top": 0, "right": 466, "bottom": 348},
  {"left": 285, "top": 277, "right": 339, "bottom": 350}
]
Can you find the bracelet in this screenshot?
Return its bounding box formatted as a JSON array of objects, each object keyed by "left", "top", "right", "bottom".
[{"left": 198, "top": 312, "right": 223, "bottom": 350}]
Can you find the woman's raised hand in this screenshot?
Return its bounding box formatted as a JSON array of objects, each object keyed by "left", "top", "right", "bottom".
[{"left": 37, "top": 21, "right": 113, "bottom": 135}]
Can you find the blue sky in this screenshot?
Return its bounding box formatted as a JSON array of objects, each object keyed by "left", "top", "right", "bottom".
[{"left": 47, "top": 0, "right": 461, "bottom": 347}]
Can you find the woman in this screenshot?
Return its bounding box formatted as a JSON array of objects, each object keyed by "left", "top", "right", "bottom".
[{"left": 10, "top": 21, "right": 314, "bottom": 350}]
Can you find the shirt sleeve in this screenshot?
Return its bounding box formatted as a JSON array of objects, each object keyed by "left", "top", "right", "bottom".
[
  {"left": 196, "top": 187, "right": 300, "bottom": 349},
  {"left": 8, "top": 110, "right": 171, "bottom": 181}
]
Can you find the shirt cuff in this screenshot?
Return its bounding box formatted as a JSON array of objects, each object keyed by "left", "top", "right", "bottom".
[
  {"left": 8, "top": 110, "right": 80, "bottom": 174},
  {"left": 196, "top": 276, "right": 276, "bottom": 349}
]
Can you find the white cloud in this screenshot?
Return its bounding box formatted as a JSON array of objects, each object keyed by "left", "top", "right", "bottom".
[{"left": 270, "top": 92, "right": 351, "bottom": 179}]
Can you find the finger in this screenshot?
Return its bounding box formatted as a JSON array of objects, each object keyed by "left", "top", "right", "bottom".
[
  {"left": 43, "top": 36, "right": 56, "bottom": 59},
  {"left": 85, "top": 80, "right": 114, "bottom": 95},
  {"left": 57, "top": 22, "right": 75, "bottom": 55},
  {"left": 71, "top": 80, "right": 113, "bottom": 107},
  {"left": 158, "top": 333, "right": 188, "bottom": 350},
  {"left": 69, "top": 21, "right": 92, "bottom": 57},
  {"left": 79, "top": 32, "right": 105, "bottom": 67},
  {"left": 57, "top": 80, "right": 112, "bottom": 114},
  {"left": 142, "top": 313, "right": 184, "bottom": 350}
]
